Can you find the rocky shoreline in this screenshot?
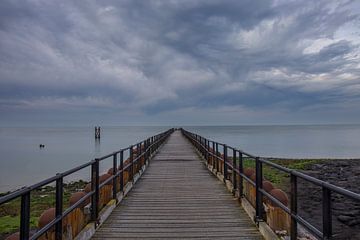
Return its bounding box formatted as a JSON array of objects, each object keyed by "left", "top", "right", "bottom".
[{"left": 297, "top": 159, "right": 360, "bottom": 240}]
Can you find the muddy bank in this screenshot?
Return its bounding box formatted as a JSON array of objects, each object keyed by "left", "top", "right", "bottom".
[{"left": 297, "top": 159, "right": 360, "bottom": 240}]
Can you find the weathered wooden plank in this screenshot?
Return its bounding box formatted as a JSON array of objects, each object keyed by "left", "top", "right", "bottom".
[{"left": 92, "top": 131, "right": 262, "bottom": 239}]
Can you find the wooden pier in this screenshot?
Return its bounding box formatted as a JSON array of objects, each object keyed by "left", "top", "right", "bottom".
[
  {"left": 3, "top": 128, "right": 359, "bottom": 240},
  {"left": 92, "top": 130, "right": 263, "bottom": 239}
]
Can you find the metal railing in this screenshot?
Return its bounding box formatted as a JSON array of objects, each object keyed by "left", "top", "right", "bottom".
[
  {"left": 0, "top": 128, "right": 174, "bottom": 240},
  {"left": 181, "top": 128, "right": 360, "bottom": 240}
]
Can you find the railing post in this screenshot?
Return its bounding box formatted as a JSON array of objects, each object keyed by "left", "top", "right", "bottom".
[
  {"left": 119, "top": 150, "right": 124, "bottom": 193},
  {"left": 215, "top": 143, "right": 219, "bottom": 173},
  {"left": 148, "top": 138, "right": 152, "bottom": 165},
  {"left": 198, "top": 136, "right": 201, "bottom": 152},
  {"left": 199, "top": 136, "right": 201, "bottom": 152},
  {"left": 239, "top": 152, "right": 243, "bottom": 197},
  {"left": 255, "top": 157, "right": 264, "bottom": 222},
  {"left": 144, "top": 139, "right": 148, "bottom": 164},
  {"left": 323, "top": 187, "right": 332, "bottom": 239},
  {"left": 212, "top": 141, "right": 215, "bottom": 169},
  {"left": 154, "top": 136, "right": 158, "bottom": 151},
  {"left": 232, "top": 150, "right": 237, "bottom": 194},
  {"left": 205, "top": 139, "right": 209, "bottom": 163},
  {"left": 112, "top": 153, "right": 118, "bottom": 200},
  {"left": 137, "top": 143, "right": 140, "bottom": 172},
  {"left": 129, "top": 146, "right": 134, "bottom": 182},
  {"left": 91, "top": 158, "right": 100, "bottom": 223},
  {"left": 223, "top": 144, "right": 227, "bottom": 182},
  {"left": 202, "top": 138, "right": 205, "bottom": 157},
  {"left": 150, "top": 137, "right": 153, "bottom": 155},
  {"left": 196, "top": 135, "right": 199, "bottom": 150},
  {"left": 148, "top": 139, "right": 151, "bottom": 162},
  {"left": 55, "top": 174, "right": 63, "bottom": 240},
  {"left": 20, "top": 192, "right": 30, "bottom": 240},
  {"left": 290, "top": 174, "right": 298, "bottom": 240}
]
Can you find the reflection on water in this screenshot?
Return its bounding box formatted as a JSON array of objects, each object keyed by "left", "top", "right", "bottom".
[
  {"left": 1, "top": 125, "right": 360, "bottom": 192},
  {"left": 94, "top": 138, "right": 101, "bottom": 158}
]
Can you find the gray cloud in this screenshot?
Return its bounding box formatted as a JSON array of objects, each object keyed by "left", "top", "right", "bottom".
[{"left": 0, "top": 0, "right": 359, "bottom": 125}]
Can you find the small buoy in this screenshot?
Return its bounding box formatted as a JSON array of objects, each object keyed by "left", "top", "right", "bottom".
[{"left": 39, "top": 144, "right": 45, "bottom": 148}]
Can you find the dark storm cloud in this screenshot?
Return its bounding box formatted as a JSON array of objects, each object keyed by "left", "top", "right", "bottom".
[{"left": 0, "top": 0, "right": 359, "bottom": 125}]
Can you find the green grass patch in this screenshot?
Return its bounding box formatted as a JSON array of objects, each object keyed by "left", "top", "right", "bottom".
[
  {"left": 0, "top": 181, "right": 87, "bottom": 235},
  {"left": 0, "top": 215, "right": 37, "bottom": 234}
]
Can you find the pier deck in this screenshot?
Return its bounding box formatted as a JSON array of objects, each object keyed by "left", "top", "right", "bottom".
[{"left": 92, "top": 130, "right": 262, "bottom": 239}]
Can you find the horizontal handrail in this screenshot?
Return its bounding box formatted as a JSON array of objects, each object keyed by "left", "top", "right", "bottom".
[
  {"left": 181, "top": 128, "right": 360, "bottom": 240},
  {"left": 0, "top": 128, "right": 174, "bottom": 240}
]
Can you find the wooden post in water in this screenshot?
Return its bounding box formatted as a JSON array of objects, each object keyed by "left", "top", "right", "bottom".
[{"left": 95, "top": 126, "right": 101, "bottom": 139}]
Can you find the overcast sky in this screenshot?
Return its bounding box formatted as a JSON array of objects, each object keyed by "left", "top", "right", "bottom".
[{"left": 0, "top": 0, "right": 359, "bottom": 126}]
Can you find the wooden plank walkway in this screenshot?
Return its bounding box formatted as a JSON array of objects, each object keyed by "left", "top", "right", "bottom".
[{"left": 92, "top": 130, "right": 263, "bottom": 239}]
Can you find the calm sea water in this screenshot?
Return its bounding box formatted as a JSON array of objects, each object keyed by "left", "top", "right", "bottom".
[{"left": 1, "top": 125, "right": 360, "bottom": 192}]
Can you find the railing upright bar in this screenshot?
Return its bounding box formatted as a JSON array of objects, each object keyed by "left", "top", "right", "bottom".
[
  {"left": 202, "top": 138, "right": 206, "bottom": 158},
  {"left": 55, "top": 175, "right": 63, "bottom": 240},
  {"left": 120, "top": 150, "right": 124, "bottom": 193},
  {"left": 290, "top": 174, "right": 298, "bottom": 240},
  {"left": 196, "top": 135, "right": 199, "bottom": 150},
  {"left": 199, "top": 136, "right": 201, "bottom": 152},
  {"left": 205, "top": 139, "right": 209, "bottom": 164},
  {"left": 199, "top": 136, "right": 204, "bottom": 156},
  {"left": 239, "top": 152, "right": 243, "bottom": 197},
  {"left": 91, "top": 158, "right": 100, "bottom": 223},
  {"left": 112, "top": 153, "right": 118, "bottom": 200},
  {"left": 215, "top": 143, "right": 219, "bottom": 173},
  {"left": 255, "top": 157, "right": 264, "bottom": 222},
  {"left": 137, "top": 143, "right": 141, "bottom": 170},
  {"left": 212, "top": 141, "right": 215, "bottom": 169},
  {"left": 145, "top": 139, "right": 148, "bottom": 164},
  {"left": 150, "top": 137, "right": 153, "bottom": 155},
  {"left": 223, "top": 144, "right": 227, "bottom": 182},
  {"left": 130, "top": 146, "right": 134, "bottom": 182},
  {"left": 20, "top": 192, "right": 30, "bottom": 240},
  {"left": 323, "top": 187, "right": 332, "bottom": 239},
  {"left": 232, "top": 149, "right": 237, "bottom": 194}
]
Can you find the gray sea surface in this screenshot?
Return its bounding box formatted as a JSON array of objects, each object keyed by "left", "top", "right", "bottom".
[{"left": 1, "top": 124, "right": 360, "bottom": 192}]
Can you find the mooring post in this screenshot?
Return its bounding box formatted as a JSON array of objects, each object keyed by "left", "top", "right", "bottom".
[{"left": 95, "top": 126, "right": 101, "bottom": 139}]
